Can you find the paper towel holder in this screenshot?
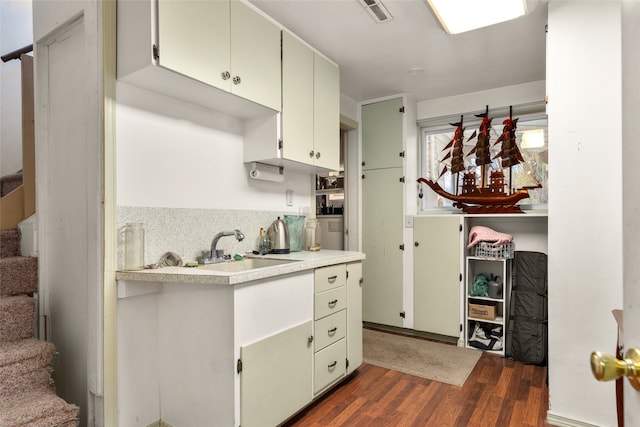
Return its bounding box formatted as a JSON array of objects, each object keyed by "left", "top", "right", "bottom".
[{"left": 249, "top": 162, "right": 284, "bottom": 182}]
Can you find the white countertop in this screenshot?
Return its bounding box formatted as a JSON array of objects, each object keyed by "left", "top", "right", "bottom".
[{"left": 116, "top": 250, "right": 365, "bottom": 286}]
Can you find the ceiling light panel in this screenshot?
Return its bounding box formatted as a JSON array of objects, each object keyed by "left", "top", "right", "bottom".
[
  {"left": 358, "top": 0, "right": 393, "bottom": 23},
  {"left": 425, "top": 0, "right": 527, "bottom": 34}
]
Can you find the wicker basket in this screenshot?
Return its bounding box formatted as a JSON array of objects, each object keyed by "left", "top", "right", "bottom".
[{"left": 474, "top": 241, "right": 515, "bottom": 259}]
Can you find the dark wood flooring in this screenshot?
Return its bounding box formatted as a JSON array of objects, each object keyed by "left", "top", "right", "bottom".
[{"left": 283, "top": 342, "right": 549, "bottom": 427}]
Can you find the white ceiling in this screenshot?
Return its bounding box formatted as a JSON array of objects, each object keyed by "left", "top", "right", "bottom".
[{"left": 248, "top": 0, "right": 548, "bottom": 103}]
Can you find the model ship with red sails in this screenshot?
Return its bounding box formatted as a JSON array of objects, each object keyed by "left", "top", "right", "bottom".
[{"left": 417, "top": 105, "right": 541, "bottom": 214}]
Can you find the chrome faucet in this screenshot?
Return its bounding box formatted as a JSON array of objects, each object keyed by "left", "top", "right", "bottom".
[{"left": 199, "top": 229, "right": 245, "bottom": 264}]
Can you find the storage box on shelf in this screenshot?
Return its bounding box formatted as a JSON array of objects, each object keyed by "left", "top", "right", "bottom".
[{"left": 465, "top": 254, "right": 511, "bottom": 355}]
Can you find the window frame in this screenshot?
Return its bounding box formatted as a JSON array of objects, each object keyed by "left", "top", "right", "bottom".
[{"left": 417, "top": 102, "right": 548, "bottom": 213}]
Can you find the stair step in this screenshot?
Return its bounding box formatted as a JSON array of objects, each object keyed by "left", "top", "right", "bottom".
[
  {"left": 0, "top": 171, "right": 23, "bottom": 198},
  {"left": 0, "top": 256, "right": 37, "bottom": 296},
  {"left": 0, "top": 295, "right": 35, "bottom": 342},
  {"left": 0, "top": 228, "right": 21, "bottom": 258},
  {"left": 0, "top": 338, "right": 56, "bottom": 398},
  {"left": 0, "top": 388, "right": 79, "bottom": 427}
]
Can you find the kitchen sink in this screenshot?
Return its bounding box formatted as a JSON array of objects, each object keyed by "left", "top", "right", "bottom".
[{"left": 198, "top": 257, "right": 299, "bottom": 273}]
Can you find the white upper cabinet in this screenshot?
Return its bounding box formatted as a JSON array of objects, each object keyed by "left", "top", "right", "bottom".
[
  {"left": 313, "top": 52, "right": 340, "bottom": 171},
  {"left": 280, "top": 30, "right": 315, "bottom": 167},
  {"left": 244, "top": 30, "right": 340, "bottom": 172},
  {"left": 117, "top": 0, "right": 281, "bottom": 116},
  {"left": 229, "top": 0, "right": 282, "bottom": 111},
  {"left": 157, "top": 0, "right": 230, "bottom": 90}
]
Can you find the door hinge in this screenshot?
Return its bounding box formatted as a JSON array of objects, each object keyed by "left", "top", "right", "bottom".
[
  {"left": 400, "top": 311, "right": 406, "bottom": 318},
  {"left": 459, "top": 224, "right": 463, "bottom": 232},
  {"left": 278, "top": 139, "right": 283, "bottom": 150},
  {"left": 399, "top": 176, "right": 405, "bottom": 183},
  {"left": 362, "top": 173, "right": 366, "bottom": 180},
  {"left": 359, "top": 277, "right": 363, "bottom": 286},
  {"left": 237, "top": 358, "right": 242, "bottom": 374},
  {"left": 399, "top": 151, "right": 405, "bottom": 158},
  {"left": 399, "top": 243, "right": 405, "bottom": 251},
  {"left": 460, "top": 324, "right": 463, "bottom": 332},
  {"left": 399, "top": 106, "right": 405, "bottom": 113},
  {"left": 346, "top": 358, "right": 349, "bottom": 370},
  {"left": 152, "top": 44, "right": 159, "bottom": 61},
  {"left": 459, "top": 273, "right": 463, "bottom": 282},
  {"left": 346, "top": 270, "right": 349, "bottom": 279}
]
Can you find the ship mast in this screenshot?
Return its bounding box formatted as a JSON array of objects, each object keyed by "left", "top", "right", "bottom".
[{"left": 473, "top": 105, "right": 492, "bottom": 189}]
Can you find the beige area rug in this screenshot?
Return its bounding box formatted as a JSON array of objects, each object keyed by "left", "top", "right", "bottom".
[{"left": 363, "top": 328, "right": 482, "bottom": 387}]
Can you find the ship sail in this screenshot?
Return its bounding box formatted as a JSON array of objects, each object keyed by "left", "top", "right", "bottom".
[{"left": 494, "top": 106, "right": 524, "bottom": 168}]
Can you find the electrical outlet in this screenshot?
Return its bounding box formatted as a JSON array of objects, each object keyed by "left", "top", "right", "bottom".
[
  {"left": 286, "top": 190, "right": 293, "bottom": 206},
  {"left": 405, "top": 215, "right": 414, "bottom": 228}
]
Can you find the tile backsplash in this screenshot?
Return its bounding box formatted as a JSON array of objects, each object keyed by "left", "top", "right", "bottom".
[{"left": 117, "top": 206, "right": 308, "bottom": 269}]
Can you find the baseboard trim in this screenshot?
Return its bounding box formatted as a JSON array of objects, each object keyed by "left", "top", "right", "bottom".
[
  {"left": 547, "top": 412, "right": 601, "bottom": 427},
  {"left": 146, "top": 421, "right": 172, "bottom": 427},
  {"left": 362, "top": 321, "right": 459, "bottom": 344}
]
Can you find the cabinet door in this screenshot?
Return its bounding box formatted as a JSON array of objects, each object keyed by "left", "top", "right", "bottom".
[
  {"left": 413, "top": 216, "right": 462, "bottom": 338},
  {"left": 346, "top": 262, "right": 363, "bottom": 374},
  {"left": 362, "top": 167, "right": 404, "bottom": 327},
  {"left": 240, "top": 321, "right": 313, "bottom": 427},
  {"left": 158, "top": 0, "right": 230, "bottom": 90},
  {"left": 313, "top": 53, "right": 340, "bottom": 170},
  {"left": 282, "top": 30, "right": 315, "bottom": 165},
  {"left": 362, "top": 97, "right": 404, "bottom": 170},
  {"left": 230, "top": 0, "right": 282, "bottom": 111}
]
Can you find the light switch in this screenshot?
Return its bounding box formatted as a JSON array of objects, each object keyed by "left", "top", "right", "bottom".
[{"left": 286, "top": 190, "right": 293, "bottom": 206}]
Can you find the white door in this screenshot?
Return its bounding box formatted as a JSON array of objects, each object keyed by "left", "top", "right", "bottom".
[{"left": 622, "top": 2, "right": 640, "bottom": 425}]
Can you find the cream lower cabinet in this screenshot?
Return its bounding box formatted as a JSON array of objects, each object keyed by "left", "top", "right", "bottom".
[
  {"left": 346, "top": 262, "right": 363, "bottom": 374},
  {"left": 240, "top": 321, "right": 313, "bottom": 427},
  {"left": 413, "top": 216, "right": 463, "bottom": 339},
  {"left": 313, "top": 264, "right": 348, "bottom": 394},
  {"left": 240, "top": 261, "right": 363, "bottom": 425}
]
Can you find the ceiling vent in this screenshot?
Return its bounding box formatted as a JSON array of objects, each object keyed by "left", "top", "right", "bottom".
[{"left": 358, "top": 0, "right": 393, "bottom": 23}]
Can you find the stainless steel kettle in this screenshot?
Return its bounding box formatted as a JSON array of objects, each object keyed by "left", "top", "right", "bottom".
[{"left": 268, "top": 217, "right": 290, "bottom": 254}]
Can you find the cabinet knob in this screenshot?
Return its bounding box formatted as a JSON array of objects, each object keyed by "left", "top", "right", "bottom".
[
  {"left": 316, "top": 152, "right": 321, "bottom": 159},
  {"left": 221, "top": 71, "right": 231, "bottom": 80},
  {"left": 309, "top": 150, "right": 315, "bottom": 158},
  {"left": 232, "top": 76, "right": 241, "bottom": 85},
  {"left": 414, "top": 241, "right": 419, "bottom": 247}
]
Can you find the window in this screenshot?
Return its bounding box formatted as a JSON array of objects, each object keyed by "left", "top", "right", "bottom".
[{"left": 418, "top": 103, "right": 548, "bottom": 211}]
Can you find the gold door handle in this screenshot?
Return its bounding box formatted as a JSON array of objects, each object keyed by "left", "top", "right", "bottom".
[{"left": 591, "top": 348, "right": 640, "bottom": 390}]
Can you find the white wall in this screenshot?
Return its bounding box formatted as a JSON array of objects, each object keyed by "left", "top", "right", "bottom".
[
  {"left": 116, "top": 83, "right": 312, "bottom": 212},
  {"left": 547, "top": 2, "right": 622, "bottom": 426},
  {"left": 417, "top": 80, "right": 545, "bottom": 120},
  {"left": 0, "top": 0, "right": 32, "bottom": 176}
]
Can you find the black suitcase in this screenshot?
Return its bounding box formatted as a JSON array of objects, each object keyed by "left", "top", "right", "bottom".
[{"left": 505, "top": 251, "right": 548, "bottom": 365}]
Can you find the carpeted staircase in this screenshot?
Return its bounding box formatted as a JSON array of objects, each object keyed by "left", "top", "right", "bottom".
[
  {"left": 0, "top": 170, "right": 23, "bottom": 198},
  {"left": 0, "top": 228, "right": 79, "bottom": 426}
]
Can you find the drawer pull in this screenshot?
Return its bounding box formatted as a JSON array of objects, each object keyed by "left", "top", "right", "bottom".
[
  {"left": 328, "top": 327, "right": 337, "bottom": 335},
  {"left": 328, "top": 361, "right": 337, "bottom": 369},
  {"left": 328, "top": 299, "right": 338, "bottom": 307},
  {"left": 327, "top": 275, "right": 338, "bottom": 283}
]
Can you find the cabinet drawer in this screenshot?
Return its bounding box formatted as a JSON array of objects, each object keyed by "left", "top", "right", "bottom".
[
  {"left": 314, "top": 286, "right": 347, "bottom": 320},
  {"left": 314, "top": 310, "right": 346, "bottom": 352},
  {"left": 314, "top": 264, "right": 346, "bottom": 293},
  {"left": 314, "top": 338, "right": 346, "bottom": 394}
]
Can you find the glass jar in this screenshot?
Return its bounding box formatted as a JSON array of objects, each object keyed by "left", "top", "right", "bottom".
[
  {"left": 304, "top": 218, "right": 322, "bottom": 250},
  {"left": 124, "top": 223, "right": 145, "bottom": 270}
]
